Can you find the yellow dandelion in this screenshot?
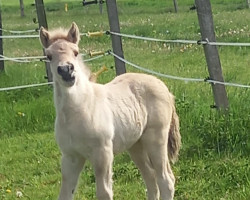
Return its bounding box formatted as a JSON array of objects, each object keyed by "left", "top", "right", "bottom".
[
  {"left": 6, "top": 189, "right": 11, "bottom": 193},
  {"left": 17, "top": 112, "right": 25, "bottom": 117}
]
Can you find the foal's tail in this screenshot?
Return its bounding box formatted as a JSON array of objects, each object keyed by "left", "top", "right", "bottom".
[{"left": 168, "top": 103, "right": 181, "bottom": 163}]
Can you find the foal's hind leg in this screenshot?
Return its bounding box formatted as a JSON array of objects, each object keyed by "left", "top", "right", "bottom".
[
  {"left": 128, "top": 140, "right": 160, "bottom": 200},
  {"left": 142, "top": 128, "right": 175, "bottom": 200}
]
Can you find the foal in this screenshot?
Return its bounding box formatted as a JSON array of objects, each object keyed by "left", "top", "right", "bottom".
[{"left": 39, "top": 22, "right": 181, "bottom": 200}]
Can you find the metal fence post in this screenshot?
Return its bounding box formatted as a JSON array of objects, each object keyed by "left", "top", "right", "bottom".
[
  {"left": 106, "top": 0, "right": 126, "bottom": 75},
  {"left": 195, "top": 0, "right": 229, "bottom": 110},
  {"left": 35, "top": 0, "right": 53, "bottom": 82}
]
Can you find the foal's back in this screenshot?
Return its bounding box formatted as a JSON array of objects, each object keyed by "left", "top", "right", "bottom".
[{"left": 105, "top": 72, "right": 174, "bottom": 115}]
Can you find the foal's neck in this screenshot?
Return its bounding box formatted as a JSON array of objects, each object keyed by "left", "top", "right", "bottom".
[{"left": 54, "top": 76, "right": 94, "bottom": 112}]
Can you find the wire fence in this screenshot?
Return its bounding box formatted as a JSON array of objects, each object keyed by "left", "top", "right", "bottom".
[
  {"left": 0, "top": 28, "right": 95, "bottom": 39},
  {"left": 109, "top": 51, "right": 250, "bottom": 88},
  {"left": 2, "top": 27, "right": 250, "bottom": 46},
  {"left": 0, "top": 32, "right": 89, "bottom": 39},
  {"left": 1, "top": 28, "right": 250, "bottom": 91},
  {"left": 4, "top": 27, "right": 250, "bottom": 46},
  {"left": 0, "top": 53, "right": 108, "bottom": 92},
  {"left": 0, "top": 27, "right": 38, "bottom": 34},
  {"left": 0, "top": 82, "right": 53, "bottom": 92},
  {"left": 2, "top": 29, "right": 250, "bottom": 62},
  {"left": 109, "top": 31, "right": 250, "bottom": 47},
  {"left": 0, "top": 55, "right": 46, "bottom": 63},
  {"left": 0, "top": 53, "right": 90, "bottom": 63}
]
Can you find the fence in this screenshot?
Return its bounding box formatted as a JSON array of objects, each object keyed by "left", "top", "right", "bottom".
[
  {"left": 1, "top": 30, "right": 250, "bottom": 90},
  {"left": 0, "top": 0, "right": 249, "bottom": 110}
]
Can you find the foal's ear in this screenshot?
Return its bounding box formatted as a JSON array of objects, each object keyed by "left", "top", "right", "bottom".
[
  {"left": 39, "top": 27, "right": 51, "bottom": 48},
  {"left": 67, "top": 22, "right": 80, "bottom": 44}
]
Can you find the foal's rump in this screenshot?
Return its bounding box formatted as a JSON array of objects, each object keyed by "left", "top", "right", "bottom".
[{"left": 105, "top": 73, "right": 179, "bottom": 154}]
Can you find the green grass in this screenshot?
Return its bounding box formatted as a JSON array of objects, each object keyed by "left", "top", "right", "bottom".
[{"left": 0, "top": 0, "right": 250, "bottom": 199}]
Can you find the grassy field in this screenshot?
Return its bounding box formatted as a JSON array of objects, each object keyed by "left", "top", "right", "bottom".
[{"left": 0, "top": 0, "right": 250, "bottom": 199}]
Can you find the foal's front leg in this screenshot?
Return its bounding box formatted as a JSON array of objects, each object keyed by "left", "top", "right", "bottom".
[
  {"left": 58, "top": 154, "right": 85, "bottom": 200},
  {"left": 91, "top": 141, "right": 114, "bottom": 200}
]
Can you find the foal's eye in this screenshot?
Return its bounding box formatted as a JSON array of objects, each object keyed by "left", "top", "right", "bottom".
[
  {"left": 74, "top": 51, "right": 78, "bottom": 57},
  {"left": 47, "top": 54, "right": 52, "bottom": 61}
]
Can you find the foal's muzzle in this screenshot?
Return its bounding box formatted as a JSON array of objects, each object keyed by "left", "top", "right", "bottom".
[{"left": 57, "top": 63, "right": 75, "bottom": 84}]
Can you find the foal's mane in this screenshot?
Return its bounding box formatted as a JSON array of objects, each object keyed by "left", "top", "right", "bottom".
[{"left": 47, "top": 28, "right": 73, "bottom": 45}]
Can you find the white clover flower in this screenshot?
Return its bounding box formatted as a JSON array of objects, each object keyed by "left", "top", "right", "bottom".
[{"left": 16, "top": 191, "right": 23, "bottom": 198}]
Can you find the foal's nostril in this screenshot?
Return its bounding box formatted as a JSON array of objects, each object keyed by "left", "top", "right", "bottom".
[
  {"left": 57, "top": 63, "right": 75, "bottom": 83},
  {"left": 57, "top": 63, "right": 74, "bottom": 76},
  {"left": 69, "top": 63, "right": 74, "bottom": 73},
  {"left": 57, "top": 65, "right": 69, "bottom": 75}
]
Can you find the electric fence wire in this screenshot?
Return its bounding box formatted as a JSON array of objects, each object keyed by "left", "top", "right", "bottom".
[
  {"left": 0, "top": 32, "right": 89, "bottom": 39},
  {"left": 0, "top": 82, "right": 54, "bottom": 92},
  {"left": 109, "top": 31, "right": 250, "bottom": 47},
  {"left": 0, "top": 53, "right": 89, "bottom": 63},
  {"left": 0, "top": 53, "right": 106, "bottom": 91},
  {"left": 0, "top": 55, "right": 46, "bottom": 63},
  {"left": 1, "top": 29, "right": 250, "bottom": 91},
  {"left": 2, "top": 28, "right": 250, "bottom": 46},
  {"left": 0, "top": 27, "right": 38, "bottom": 34},
  {"left": 109, "top": 51, "right": 250, "bottom": 88}
]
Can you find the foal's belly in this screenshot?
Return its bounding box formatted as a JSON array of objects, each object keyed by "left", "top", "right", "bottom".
[
  {"left": 110, "top": 102, "right": 147, "bottom": 154},
  {"left": 112, "top": 119, "right": 145, "bottom": 154},
  {"left": 112, "top": 132, "right": 141, "bottom": 154}
]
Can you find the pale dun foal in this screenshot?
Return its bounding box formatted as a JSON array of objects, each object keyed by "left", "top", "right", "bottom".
[{"left": 39, "top": 22, "right": 181, "bottom": 200}]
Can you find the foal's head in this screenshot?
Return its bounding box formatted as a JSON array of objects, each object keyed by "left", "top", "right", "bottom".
[{"left": 40, "top": 22, "right": 85, "bottom": 87}]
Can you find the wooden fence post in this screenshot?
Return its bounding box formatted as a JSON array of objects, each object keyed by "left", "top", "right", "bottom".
[
  {"left": 173, "top": 0, "right": 178, "bottom": 13},
  {"left": 106, "top": 0, "right": 126, "bottom": 75},
  {"left": 247, "top": 0, "right": 250, "bottom": 8},
  {"left": 0, "top": 6, "right": 4, "bottom": 71},
  {"left": 195, "top": 0, "right": 229, "bottom": 110},
  {"left": 35, "top": 0, "right": 53, "bottom": 82},
  {"left": 19, "top": 0, "right": 25, "bottom": 17}
]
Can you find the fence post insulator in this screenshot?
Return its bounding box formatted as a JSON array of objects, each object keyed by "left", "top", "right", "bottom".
[
  {"left": 197, "top": 39, "right": 209, "bottom": 45},
  {"left": 82, "top": 0, "right": 97, "bottom": 6},
  {"left": 89, "top": 65, "right": 108, "bottom": 82},
  {"left": 88, "top": 31, "right": 104, "bottom": 37},
  {"left": 89, "top": 51, "right": 105, "bottom": 57}
]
